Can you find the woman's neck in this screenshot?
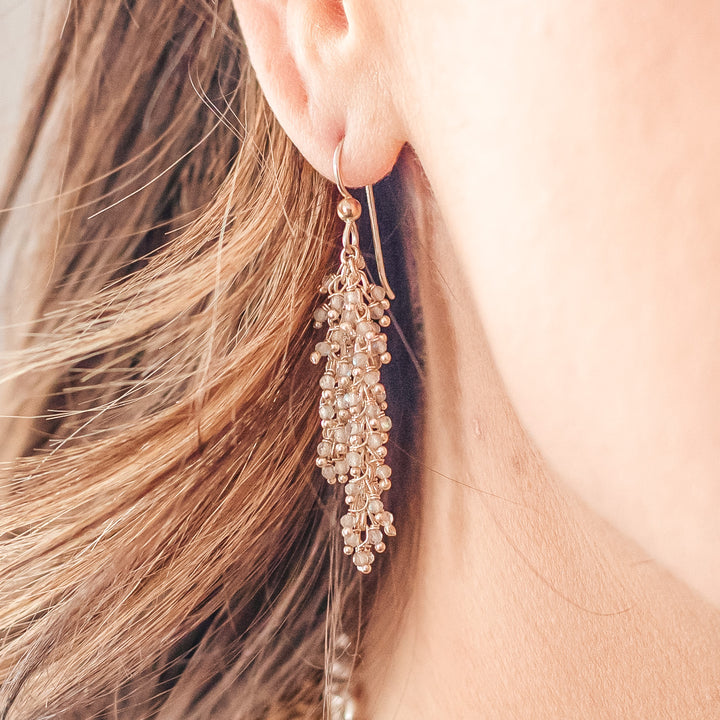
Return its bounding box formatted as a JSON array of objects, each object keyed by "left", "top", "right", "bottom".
[{"left": 357, "top": 214, "right": 720, "bottom": 718}]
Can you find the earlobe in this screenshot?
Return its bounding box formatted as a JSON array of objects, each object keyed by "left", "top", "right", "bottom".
[{"left": 232, "top": 0, "right": 405, "bottom": 187}]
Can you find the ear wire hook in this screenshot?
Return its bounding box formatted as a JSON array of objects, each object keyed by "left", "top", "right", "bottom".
[{"left": 333, "top": 139, "right": 396, "bottom": 300}]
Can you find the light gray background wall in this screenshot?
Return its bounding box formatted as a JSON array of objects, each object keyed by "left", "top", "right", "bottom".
[{"left": 0, "top": 0, "right": 45, "bottom": 169}]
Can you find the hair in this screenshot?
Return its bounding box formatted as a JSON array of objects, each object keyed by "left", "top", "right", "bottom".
[{"left": 0, "top": 1, "right": 423, "bottom": 718}]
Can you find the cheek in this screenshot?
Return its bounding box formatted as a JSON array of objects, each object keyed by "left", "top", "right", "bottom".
[{"left": 430, "top": 3, "right": 720, "bottom": 596}]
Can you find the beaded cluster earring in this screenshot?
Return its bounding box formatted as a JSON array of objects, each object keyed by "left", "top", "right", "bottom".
[{"left": 310, "top": 139, "right": 397, "bottom": 574}]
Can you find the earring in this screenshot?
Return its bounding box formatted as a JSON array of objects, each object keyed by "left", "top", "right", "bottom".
[{"left": 310, "top": 138, "right": 397, "bottom": 574}]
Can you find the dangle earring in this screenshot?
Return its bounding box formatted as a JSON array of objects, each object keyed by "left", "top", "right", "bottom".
[{"left": 310, "top": 138, "right": 397, "bottom": 574}]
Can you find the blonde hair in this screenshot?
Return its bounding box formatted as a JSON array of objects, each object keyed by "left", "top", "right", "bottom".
[{"left": 0, "top": 1, "right": 422, "bottom": 717}]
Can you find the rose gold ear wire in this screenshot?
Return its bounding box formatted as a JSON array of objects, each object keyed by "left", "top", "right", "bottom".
[{"left": 333, "top": 138, "right": 396, "bottom": 300}]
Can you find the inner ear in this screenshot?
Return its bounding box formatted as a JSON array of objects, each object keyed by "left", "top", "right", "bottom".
[{"left": 328, "top": 0, "right": 349, "bottom": 31}]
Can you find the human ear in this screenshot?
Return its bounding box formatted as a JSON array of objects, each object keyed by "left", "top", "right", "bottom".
[{"left": 232, "top": 0, "right": 404, "bottom": 186}]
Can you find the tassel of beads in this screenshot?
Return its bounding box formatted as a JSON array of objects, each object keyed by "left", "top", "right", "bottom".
[{"left": 310, "top": 196, "right": 395, "bottom": 574}]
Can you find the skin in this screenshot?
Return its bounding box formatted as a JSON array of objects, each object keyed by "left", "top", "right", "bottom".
[{"left": 233, "top": 1, "right": 720, "bottom": 716}]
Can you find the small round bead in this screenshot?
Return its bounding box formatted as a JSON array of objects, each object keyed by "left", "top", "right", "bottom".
[
  {"left": 367, "top": 433, "right": 383, "bottom": 451},
  {"left": 372, "top": 384, "right": 386, "bottom": 402},
  {"left": 314, "top": 307, "right": 329, "bottom": 323},
  {"left": 345, "top": 532, "right": 361, "bottom": 547},
  {"left": 343, "top": 545, "right": 354, "bottom": 556},
  {"left": 337, "top": 196, "right": 362, "bottom": 222},
  {"left": 310, "top": 351, "right": 321, "bottom": 365},
  {"left": 317, "top": 441, "right": 332, "bottom": 457},
  {"left": 335, "top": 443, "right": 348, "bottom": 455},
  {"left": 357, "top": 321, "right": 374, "bottom": 336},
  {"left": 380, "top": 352, "right": 392, "bottom": 364},
  {"left": 319, "top": 373, "right": 335, "bottom": 390},
  {"left": 367, "top": 528, "right": 383, "bottom": 545},
  {"left": 379, "top": 415, "right": 392, "bottom": 432},
  {"left": 340, "top": 513, "right": 355, "bottom": 528},
  {"left": 337, "top": 362, "right": 352, "bottom": 377},
  {"left": 319, "top": 404, "right": 334, "bottom": 420},
  {"left": 370, "top": 285, "right": 386, "bottom": 301},
  {"left": 353, "top": 551, "right": 370, "bottom": 567},
  {"left": 335, "top": 458, "right": 350, "bottom": 475},
  {"left": 315, "top": 341, "right": 331, "bottom": 356},
  {"left": 364, "top": 370, "right": 380, "bottom": 386},
  {"left": 374, "top": 541, "right": 386, "bottom": 553},
  {"left": 371, "top": 338, "right": 387, "bottom": 355},
  {"left": 378, "top": 478, "right": 391, "bottom": 491},
  {"left": 337, "top": 408, "right": 350, "bottom": 422},
  {"left": 379, "top": 315, "right": 391, "bottom": 327},
  {"left": 344, "top": 391, "right": 360, "bottom": 407},
  {"left": 368, "top": 499, "right": 383, "bottom": 514},
  {"left": 342, "top": 309, "right": 357, "bottom": 324},
  {"left": 322, "top": 465, "right": 337, "bottom": 481},
  {"left": 345, "top": 288, "right": 361, "bottom": 305},
  {"left": 366, "top": 402, "right": 381, "bottom": 419},
  {"left": 380, "top": 299, "right": 390, "bottom": 309},
  {"left": 376, "top": 464, "right": 392, "bottom": 480},
  {"left": 331, "top": 329, "right": 347, "bottom": 346},
  {"left": 369, "top": 304, "right": 384, "bottom": 320},
  {"left": 347, "top": 451, "right": 362, "bottom": 468},
  {"left": 352, "top": 351, "right": 369, "bottom": 367}
]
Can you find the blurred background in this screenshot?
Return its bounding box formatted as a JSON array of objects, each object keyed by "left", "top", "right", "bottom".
[{"left": 0, "top": 0, "right": 46, "bottom": 169}]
